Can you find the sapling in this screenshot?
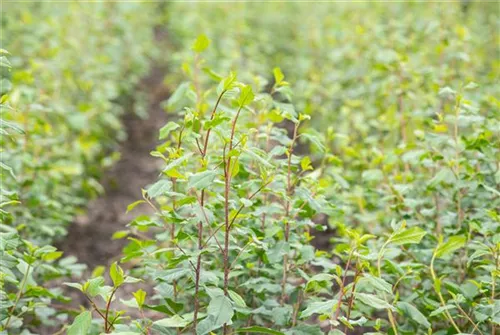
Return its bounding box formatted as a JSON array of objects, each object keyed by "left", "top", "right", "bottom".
[{"left": 112, "top": 37, "right": 334, "bottom": 335}]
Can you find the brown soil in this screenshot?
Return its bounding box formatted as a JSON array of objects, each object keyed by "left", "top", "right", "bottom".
[{"left": 59, "top": 65, "right": 169, "bottom": 268}]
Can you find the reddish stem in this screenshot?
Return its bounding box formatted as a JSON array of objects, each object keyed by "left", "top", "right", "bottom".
[
  {"left": 281, "top": 122, "right": 299, "bottom": 305},
  {"left": 104, "top": 288, "right": 117, "bottom": 333}
]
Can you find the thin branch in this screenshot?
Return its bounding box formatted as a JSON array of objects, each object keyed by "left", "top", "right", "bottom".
[
  {"left": 84, "top": 295, "right": 113, "bottom": 329},
  {"left": 334, "top": 249, "right": 354, "bottom": 322},
  {"left": 104, "top": 288, "right": 118, "bottom": 333},
  {"left": 202, "top": 181, "right": 270, "bottom": 249},
  {"left": 195, "top": 138, "right": 204, "bottom": 156},
  {"left": 195, "top": 193, "right": 224, "bottom": 253},
  {"left": 202, "top": 90, "right": 226, "bottom": 157}
]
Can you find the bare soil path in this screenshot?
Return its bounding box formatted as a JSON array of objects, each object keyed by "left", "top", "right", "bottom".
[{"left": 59, "top": 65, "right": 169, "bottom": 268}]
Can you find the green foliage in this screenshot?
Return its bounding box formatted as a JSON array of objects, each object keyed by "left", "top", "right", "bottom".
[
  {"left": 0, "top": 51, "right": 85, "bottom": 334},
  {"left": 2, "top": 2, "right": 499, "bottom": 334},
  {"left": 100, "top": 48, "right": 334, "bottom": 334},
  {"left": 1, "top": 1, "right": 160, "bottom": 241},
  {"left": 158, "top": 3, "right": 499, "bottom": 333},
  {"left": 0, "top": 2, "right": 162, "bottom": 332}
]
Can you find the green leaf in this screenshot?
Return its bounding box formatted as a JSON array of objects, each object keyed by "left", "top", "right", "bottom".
[
  {"left": 0, "top": 161, "right": 16, "bottom": 179},
  {"left": 300, "top": 156, "right": 313, "bottom": 171},
  {"left": 356, "top": 293, "right": 395, "bottom": 311},
  {"left": 110, "top": 262, "right": 124, "bottom": 287},
  {"left": 389, "top": 227, "right": 426, "bottom": 246},
  {"left": 67, "top": 311, "right": 92, "bottom": 335},
  {"left": 126, "top": 200, "right": 145, "bottom": 213},
  {"left": 196, "top": 318, "right": 214, "bottom": 335},
  {"left": 91, "top": 266, "right": 105, "bottom": 278},
  {"left": 192, "top": 34, "right": 210, "bottom": 52},
  {"left": 207, "top": 294, "right": 234, "bottom": 327},
  {"left": 358, "top": 274, "right": 393, "bottom": 295},
  {"left": 0, "top": 200, "right": 21, "bottom": 208},
  {"left": 85, "top": 277, "right": 105, "bottom": 297},
  {"left": 63, "top": 282, "right": 83, "bottom": 291},
  {"left": 244, "top": 148, "right": 273, "bottom": 168},
  {"left": 306, "top": 273, "right": 334, "bottom": 286},
  {"left": 157, "top": 268, "right": 190, "bottom": 282},
  {"left": 133, "top": 289, "right": 146, "bottom": 308},
  {"left": 163, "top": 153, "right": 193, "bottom": 173},
  {"left": 235, "top": 326, "right": 285, "bottom": 335},
  {"left": 273, "top": 67, "right": 285, "bottom": 85},
  {"left": 166, "top": 82, "right": 190, "bottom": 110},
  {"left": 435, "top": 235, "right": 466, "bottom": 258},
  {"left": 397, "top": 302, "right": 430, "bottom": 329},
  {"left": 196, "top": 294, "right": 234, "bottom": 334},
  {"left": 0, "top": 119, "right": 24, "bottom": 134},
  {"left": 0, "top": 232, "right": 21, "bottom": 251},
  {"left": 228, "top": 290, "right": 246, "bottom": 307},
  {"left": 188, "top": 170, "right": 217, "bottom": 190},
  {"left": 438, "top": 86, "right": 456, "bottom": 98},
  {"left": 154, "top": 315, "right": 190, "bottom": 327},
  {"left": 204, "top": 115, "right": 230, "bottom": 130},
  {"left": 362, "top": 169, "right": 384, "bottom": 182},
  {"left": 300, "top": 132, "right": 326, "bottom": 153},
  {"left": 300, "top": 299, "right": 336, "bottom": 318},
  {"left": 147, "top": 179, "right": 172, "bottom": 198},
  {"left": 222, "top": 71, "right": 237, "bottom": 91},
  {"left": 429, "top": 304, "right": 456, "bottom": 317},
  {"left": 464, "top": 82, "right": 479, "bottom": 90},
  {"left": 112, "top": 230, "right": 130, "bottom": 240},
  {"left": 237, "top": 85, "right": 254, "bottom": 107},
  {"left": 159, "top": 121, "right": 180, "bottom": 140}
]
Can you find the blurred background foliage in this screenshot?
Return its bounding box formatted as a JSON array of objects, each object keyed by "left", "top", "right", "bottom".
[
  {"left": 163, "top": 1, "right": 499, "bottom": 236},
  {"left": 1, "top": 2, "right": 160, "bottom": 240}
]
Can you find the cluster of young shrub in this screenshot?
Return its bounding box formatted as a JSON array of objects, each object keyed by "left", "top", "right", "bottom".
[
  {"left": 1, "top": 2, "right": 498, "bottom": 334},
  {"left": 144, "top": 3, "right": 497, "bottom": 333},
  {"left": 0, "top": 2, "right": 162, "bottom": 333},
  {"left": 66, "top": 34, "right": 498, "bottom": 334}
]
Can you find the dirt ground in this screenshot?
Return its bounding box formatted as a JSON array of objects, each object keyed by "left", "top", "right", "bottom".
[{"left": 59, "top": 66, "right": 169, "bottom": 268}]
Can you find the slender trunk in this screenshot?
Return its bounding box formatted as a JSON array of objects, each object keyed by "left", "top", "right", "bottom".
[
  {"left": 193, "top": 188, "right": 206, "bottom": 333},
  {"left": 171, "top": 178, "right": 178, "bottom": 300},
  {"left": 222, "top": 156, "right": 231, "bottom": 335},
  {"left": 344, "top": 267, "right": 361, "bottom": 333},
  {"left": 281, "top": 123, "right": 299, "bottom": 305},
  {"left": 222, "top": 104, "right": 244, "bottom": 334},
  {"left": 223, "top": 159, "right": 231, "bottom": 297},
  {"left": 193, "top": 91, "right": 226, "bottom": 333},
  {"left": 334, "top": 250, "right": 354, "bottom": 322},
  {"left": 104, "top": 288, "right": 117, "bottom": 333}
]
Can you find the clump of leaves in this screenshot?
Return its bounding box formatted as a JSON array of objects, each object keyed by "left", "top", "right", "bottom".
[
  {"left": 64, "top": 262, "right": 142, "bottom": 334},
  {"left": 159, "top": 4, "right": 499, "bottom": 333},
  {"left": 1, "top": 51, "right": 83, "bottom": 334},
  {"left": 1, "top": 2, "right": 161, "bottom": 241},
  {"left": 79, "top": 37, "right": 334, "bottom": 334}
]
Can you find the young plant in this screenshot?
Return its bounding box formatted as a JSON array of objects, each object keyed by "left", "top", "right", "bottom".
[
  {"left": 65, "top": 262, "right": 142, "bottom": 334},
  {"left": 110, "top": 38, "right": 333, "bottom": 334}
]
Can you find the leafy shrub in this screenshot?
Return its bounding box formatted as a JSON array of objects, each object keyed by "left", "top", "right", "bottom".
[
  {"left": 66, "top": 36, "right": 498, "bottom": 334},
  {"left": 66, "top": 39, "right": 334, "bottom": 335},
  {"left": 1, "top": 2, "right": 498, "bottom": 334},
  {"left": 156, "top": 4, "right": 499, "bottom": 333}
]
